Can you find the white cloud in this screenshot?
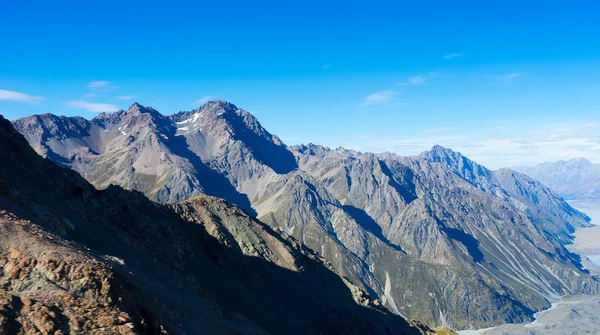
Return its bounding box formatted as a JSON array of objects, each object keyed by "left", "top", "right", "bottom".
[
  {"left": 491, "top": 73, "right": 523, "bottom": 83},
  {"left": 195, "top": 96, "right": 213, "bottom": 105},
  {"left": 0, "top": 89, "right": 45, "bottom": 103},
  {"left": 344, "top": 117, "right": 600, "bottom": 169},
  {"left": 443, "top": 52, "right": 465, "bottom": 59},
  {"left": 116, "top": 95, "right": 135, "bottom": 100},
  {"left": 66, "top": 100, "right": 119, "bottom": 113},
  {"left": 397, "top": 73, "right": 436, "bottom": 86},
  {"left": 87, "top": 81, "right": 114, "bottom": 89},
  {"left": 363, "top": 91, "right": 397, "bottom": 105},
  {"left": 86, "top": 81, "right": 117, "bottom": 94}
]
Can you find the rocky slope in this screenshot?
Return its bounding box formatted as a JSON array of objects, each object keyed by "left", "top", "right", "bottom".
[
  {"left": 513, "top": 158, "right": 600, "bottom": 200},
  {"left": 0, "top": 114, "right": 436, "bottom": 334},
  {"left": 281, "top": 144, "right": 598, "bottom": 329},
  {"left": 12, "top": 101, "right": 600, "bottom": 330}
]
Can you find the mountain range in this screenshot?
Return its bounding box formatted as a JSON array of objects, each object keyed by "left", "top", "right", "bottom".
[
  {"left": 10, "top": 101, "right": 600, "bottom": 331},
  {"left": 0, "top": 114, "right": 441, "bottom": 334},
  {"left": 514, "top": 158, "right": 600, "bottom": 200}
]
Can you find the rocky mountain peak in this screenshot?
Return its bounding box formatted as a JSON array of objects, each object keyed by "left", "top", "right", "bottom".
[
  {"left": 11, "top": 113, "right": 91, "bottom": 145},
  {"left": 424, "top": 145, "right": 462, "bottom": 162},
  {"left": 170, "top": 99, "right": 243, "bottom": 126},
  {"left": 94, "top": 103, "right": 166, "bottom": 134},
  {"left": 124, "top": 102, "right": 161, "bottom": 117},
  {"left": 566, "top": 157, "right": 594, "bottom": 167},
  {"left": 205, "top": 99, "right": 239, "bottom": 110},
  {"left": 420, "top": 145, "right": 493, "bottom": 183},
  {"left": 93, "top": 103, "right": 162, "bottom": 127},
  {"left": 514, "top": 157, "right": 600, "bottom": 200},
  {"left": 294, "top": 143, "right": 331, "bottom": 156},
  {"left": 128, "top": 101, "right": 143, "bottom": 110}
]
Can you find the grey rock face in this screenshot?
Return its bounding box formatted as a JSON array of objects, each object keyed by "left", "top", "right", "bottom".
[
  {"left": 286, "top": 144, "right": 597, "bottom": 329},
  {"left": 13, "top": 101, "right": 289, "bottom": 213},
  {"left": 513, "top": 158, "right": 600, "bottom": 200},
  {"left": 0, "top": 114, "right": 434, "bottom": 335},
  {"left": 11, "top": 102, "right": 599, "bottom": 330}
]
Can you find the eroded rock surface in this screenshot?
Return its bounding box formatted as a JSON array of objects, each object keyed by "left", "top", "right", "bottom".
[
  {"left": 12, "top": 101, "right": 599, "bottom": 330},
  {"left": 1, "top": 114, "right": 436, "bottom": 334}
]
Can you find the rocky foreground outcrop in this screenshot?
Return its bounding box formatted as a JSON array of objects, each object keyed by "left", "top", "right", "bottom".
[{"left": 0, "top": 115, "right": 441, "bottom": 334}]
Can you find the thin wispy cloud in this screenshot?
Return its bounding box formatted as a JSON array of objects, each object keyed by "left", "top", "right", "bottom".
[
  {"left": 443, "top": 52, "right": 465, "bottom": 59},
  {"left": 0, "top": 89, "right": 45, "bottom": 104},
  {"left": 397, "top": 73, "right": 436, "bottom": 86},
  {"left": 346, "top": 117, "right": 600, "bottom": 169},
  {"left": 491, "top": 73, "right": 523, "bottom": 83},
  {"left": 422, "top": 126, "right": 460, "bottom": 133},
  {"left": 323, "top": 64, "right": 331, "bottom": 69},
  {"left": 116, "top": 95, "right": 135, "bottom": 100},
  {"left": 66, "top": 100, "right": 119, "bottom": 113},
  {"left": 363, "top": 91, "right": 397, "bottom": 105},
  {"left": 86, "top": 81, "right": 117, "bottom": 92},
  {"left": 195, "top": 96, "right": 213, "bottom": 105}
]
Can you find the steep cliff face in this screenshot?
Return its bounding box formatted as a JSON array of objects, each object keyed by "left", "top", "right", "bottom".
[
  {"left": 12, "top": 101, "right": 599, "bottom": 330},
  {"left": 0, "top": 115, "right": 434, "bottom": 335}
]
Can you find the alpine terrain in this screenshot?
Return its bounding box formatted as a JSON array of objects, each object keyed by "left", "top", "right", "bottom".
[
  {"left": 0, "top": 114, "right": 442, "bottom": 334},
  {"left": 514, "top": 158, "right": 600, "bottom": 200},
  {"left": 12, "top": 101, "right": 600, "bottom": 330}
]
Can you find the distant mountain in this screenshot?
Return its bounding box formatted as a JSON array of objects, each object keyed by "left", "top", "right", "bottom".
[
  {"left": 513, "top": 158, "right": 600, "bottom": 200},
  {"left": 0, "top": 115, "right": 437, "bottom": 334},
  {"left": 12, "top": 101, "right": 599, "bottom": 330}
]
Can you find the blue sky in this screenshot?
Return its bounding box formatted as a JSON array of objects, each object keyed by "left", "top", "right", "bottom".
[{"left": 1, "top": 1, "right": 600, "bottom": 168}]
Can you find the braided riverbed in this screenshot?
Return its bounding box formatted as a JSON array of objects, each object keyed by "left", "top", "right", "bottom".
[{"left": 459, "top": 200, "right": 600, "bottom": 335}]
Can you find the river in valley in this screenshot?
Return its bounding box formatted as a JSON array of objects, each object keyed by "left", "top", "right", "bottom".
[
  {"left": 458, "top": 199, "right": 600, "bottom": 335},
  {"left": 567, "top": 200, "right": 600, "bottom": 273}
]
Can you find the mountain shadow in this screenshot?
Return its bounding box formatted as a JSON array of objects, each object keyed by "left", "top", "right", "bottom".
[
  {"left": 436, "top": 219, "right": 484, "bottom": 263},
  {"left": 342, "top": 204, "right": 404, "bottom": 253},
  {"left": 224, "top": 113, "right": 298, "bottom": 174},
  {"left": 378, "top": 160, "right": 417, "bottom": 204},
  {"left": 166, "top": 132, "right": 257, "bottom": 216},
  {"left": 0, "top": 114, "right": 429, "bottom": 334}
]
